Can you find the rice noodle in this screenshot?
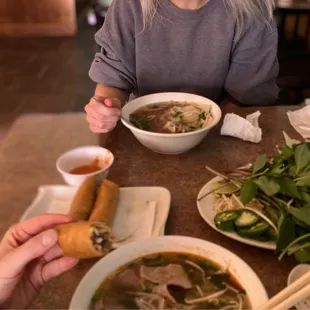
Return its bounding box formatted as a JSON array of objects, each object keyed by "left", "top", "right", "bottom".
[
  {"left": 226, "top": 284, "right": 240, "bottom": 294},
  {"left": 219, "top": 305, "right": 239, "bottom": 310},
  {"left": 159, "top": 298, "right": 165, "bottom": 310},
  {"left": 184, "top": 287, "right": 228, "bottom": 304},
  {"left": 194, "top": 285, "right": 204, "bottom": 297},
  {"left": 127, "top": 291, "right": 160, "bottom": 298},
  {"left": 134, "top": 294, "right": 166, "bottom": 310},
  {"left": 135, "top": 297, "right": 156, "bottom": 310},
  {"left": 185, "top": 260, "right": 206, "bottom": 279},
  {"left": 237, "top": 294, "right": 244, "bottom": 310}
]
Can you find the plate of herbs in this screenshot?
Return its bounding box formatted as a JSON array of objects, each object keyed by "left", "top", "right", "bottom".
[{"left": 197, "top": 133, "right": 310, "bottom": 262}]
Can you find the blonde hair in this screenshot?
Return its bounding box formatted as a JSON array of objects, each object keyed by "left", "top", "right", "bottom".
[{"left": 140, "top": 0, "right": 275, "bottom": 39}]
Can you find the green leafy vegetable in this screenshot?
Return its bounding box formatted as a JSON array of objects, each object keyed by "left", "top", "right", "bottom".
[
  {"left": 143, "top": 255, "right": 164, "bottom": 266},
  {"left": 240, "top": 179, "right": 258, "bottom": 205},
  {"left": 295, "top": 143, "right": 310, "bottom": 174},
  {"left": 276, "top": 215, "right": 296, "bottom": 254},
  {"left": 288, "top": 165, "right": 298, "bottom": 178},
  {"left": 199, "top": 112, "right": 206, "bottom": 120},
  {"left": 253, "top": 154, "right": 267, "bottom": 174},
  {"left": 300, "top": 192, "right": 310, "bottom": 203},
  {"left": 277, "top": 177, "right": 301, "bottom": 199},
  {"left": 288, "top": 206, "right": 310, "bottom": 226},
  {"left": 279, "top": 145, "right": 294, "bottom": 160},
  {"left": 175, "top": 111, "right": 183, "bottom": 118},
  {"left": 294, "top": 248, "right": 310, "bottom": 263},
  {"left": 209, "top": 138, "right": 310, "bottom": 263},
  {"left": 254, "top": 176, "right": 280, "bottom": 196},
  {"left": 295, "top": 172, "right": 310, "bottom": 187},
  {"left": 210, "top": 273, "right": 230, "bottom": 289}
]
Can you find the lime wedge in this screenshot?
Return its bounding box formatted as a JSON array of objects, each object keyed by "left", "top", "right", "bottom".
[{"left": 212, "top": 181, "right": 239, "bottom": 194}]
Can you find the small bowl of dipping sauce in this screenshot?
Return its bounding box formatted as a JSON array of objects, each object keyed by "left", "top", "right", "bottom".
[{"left": 56, "top": 146, "right": 114, "bottom": 187}]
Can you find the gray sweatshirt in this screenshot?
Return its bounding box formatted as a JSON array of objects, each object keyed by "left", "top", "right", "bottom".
[{"left": 89, "top": 0, "right": 279, "bottom": 105}]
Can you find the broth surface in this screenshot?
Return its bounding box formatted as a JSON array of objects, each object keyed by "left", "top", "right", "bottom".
[
  {"left": 90, "top": 252, "right": 251, "bottom": 310},
  {"left": 129, "top": 101, "right": 213, "bottom": 134}
]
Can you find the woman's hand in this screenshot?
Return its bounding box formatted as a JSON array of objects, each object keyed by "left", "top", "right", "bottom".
[
  {"left": 85, "top": 97, "right": 122, "bottom": 133},
  {"left": 0, "top": 214, "right": 79, "bottom": 309}
]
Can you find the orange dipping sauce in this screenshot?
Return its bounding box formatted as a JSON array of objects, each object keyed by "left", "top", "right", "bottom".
[{"left": 69, "top": 158, "right": 102, "bottom": 175}]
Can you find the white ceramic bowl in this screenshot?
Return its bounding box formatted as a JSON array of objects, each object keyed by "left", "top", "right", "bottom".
[
  {"left": 287, "top": 264, "right": 310, "bottom": 309},
  {"left": 69, "top": 236, "right": 268, "bottom": 309},
  {"left": 56, "top": 146, "right": 114, "bottom": 187},
  {"left": 121, "top": 93, "right": 222, "bottom": 154}
]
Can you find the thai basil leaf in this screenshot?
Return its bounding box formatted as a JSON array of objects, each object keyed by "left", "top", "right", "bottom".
[
  {"left": 294, "top": 248, "right": 310, "bottom": 263},
  {"left": 294, "top": 143, "right": 310, "bottom": 174},
  {"left": 276, "top": 215, "right": 296, "bottom": 254},
  {"left": 240, "top": 179, "right": 258, "bottom": 206},
  {"left": 288, "top": 165, "right": 298, "bottom": 178},
  {"left": 296, "top": 174, "right": 310, "bottom": 187},
  {"left": 300, "top": 192, "right": 310, "bottom": 203},
  {"left": 289, "top": 206, "right": 310, "bottom": 227},
  {"left": 254, "top": 176, "right": 280, "bottom": 196},
  {"left": 277, "top": 177, "right": 301, "bottom": 199},
  {"left": 280, "top": 146, "right": 294, "bottom": 160},
  {"left": 253, "top": 154, "right": 267, "bottom": 174}
]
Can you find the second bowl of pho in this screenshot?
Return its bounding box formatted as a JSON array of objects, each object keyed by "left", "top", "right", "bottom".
[{"left": 121, "top": 93, "right": 222, "bottom": 154}]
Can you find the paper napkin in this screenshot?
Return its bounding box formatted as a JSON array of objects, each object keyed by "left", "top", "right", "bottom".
[
  {"left": 112, "top": 200, "right": 157, "bottom": 247},
  {"left": 220, "top": 111, "right": 262, "bottom": 143},
  {"left": 287, "top": 105, "right": 310, "bottom": 140}
]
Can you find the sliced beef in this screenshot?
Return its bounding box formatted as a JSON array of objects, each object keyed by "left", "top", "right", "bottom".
[
  {"left": 140, "top": 264, "right": 193, "bottom": 289},
  {"left": 152, "top": 284, "right": 176, "bottom": 304},
  {"left": 111, "top": 268, "right": 142, "bottom": 292}
]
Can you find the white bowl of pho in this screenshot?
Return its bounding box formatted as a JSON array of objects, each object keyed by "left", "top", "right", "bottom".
[
  {"left": 121, "top": 93, "right": 222, "bottom": 154},
  {"left": 69, "top": 236, "right": 268, "bottom": 310}
]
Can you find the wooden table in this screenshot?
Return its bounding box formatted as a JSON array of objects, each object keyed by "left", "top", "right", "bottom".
[{"left": 0, "top": 105, "right": 301, "bottom": 308}]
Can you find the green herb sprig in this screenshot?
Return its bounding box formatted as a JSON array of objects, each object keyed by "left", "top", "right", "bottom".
[{"left": 205, "top": 133, "right": 310, "bottom": 263}]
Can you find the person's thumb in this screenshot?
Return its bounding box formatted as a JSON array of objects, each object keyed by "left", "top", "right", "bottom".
[{"left": 0, "top": 229, "right": 57, "bottom": 278}]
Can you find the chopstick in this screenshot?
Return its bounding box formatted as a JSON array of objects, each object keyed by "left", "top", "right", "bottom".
[{"left": 259, "top": 268, "right": 310, "bottom": 310}]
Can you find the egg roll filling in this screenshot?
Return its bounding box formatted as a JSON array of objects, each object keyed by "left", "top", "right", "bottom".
[{"left": 91, "top": 222, "right": 113, "bottom": 253}]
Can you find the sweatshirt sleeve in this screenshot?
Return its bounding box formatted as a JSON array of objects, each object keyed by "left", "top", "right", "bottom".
[
  {"left": 89, "top": 0, "right": 137, "bottom": 93},
  {"left": 224, "top": 22, "right": 279, "bottom": 106}
]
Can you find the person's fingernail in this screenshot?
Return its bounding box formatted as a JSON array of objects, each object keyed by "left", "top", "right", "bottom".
[{"left": 41, "top": 229, "right": 57, "bottom": 246}]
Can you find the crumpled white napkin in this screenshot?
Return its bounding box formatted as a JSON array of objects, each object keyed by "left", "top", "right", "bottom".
[
  {"left": 287, "top": 104, "right": 310, "bottom": 139},
  {"left": 220, "top": 111, "right": 262, "bottom": 143}
]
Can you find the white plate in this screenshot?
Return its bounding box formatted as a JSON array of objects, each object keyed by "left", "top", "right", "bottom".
[
  {"left": 197, "top": 176, "right": 276, "bottom": 250},
  {"left": 20, "top": 185, "right": 171, "bottom": 248}
]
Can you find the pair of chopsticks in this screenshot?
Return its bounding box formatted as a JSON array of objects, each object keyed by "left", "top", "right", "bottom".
[{"left": 259, "top": 268, "right": 310, "bottom": 310}]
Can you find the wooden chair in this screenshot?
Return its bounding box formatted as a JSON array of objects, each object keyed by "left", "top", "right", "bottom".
[{"left": 275, "top": 1, "right": 310, "bottom": 104}]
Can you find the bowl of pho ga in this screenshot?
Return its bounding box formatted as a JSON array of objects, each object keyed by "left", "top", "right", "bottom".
[
  {"left": 121, "top": 93, "right": 222, "bottom": 154},
  {"left": 69, "top": 236, "right": 268, "bottom": 310}
]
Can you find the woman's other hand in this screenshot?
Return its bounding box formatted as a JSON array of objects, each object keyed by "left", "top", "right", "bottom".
[{"left": 85, "top": 97, "right": 122, "bottom": 133}]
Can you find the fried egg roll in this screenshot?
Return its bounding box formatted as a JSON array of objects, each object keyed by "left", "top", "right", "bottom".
[
  {"left": 56, "top": 221, "right": 113, "bottom": 258},
  {"left": 68, "top": 177, "right": 97, "bottom": 220},
  {"left": 89, "top": 179, "right": 119, "bottom": 226}
]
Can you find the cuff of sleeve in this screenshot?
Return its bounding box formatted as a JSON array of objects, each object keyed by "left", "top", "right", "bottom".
[{"left": 89, "top": 63, "right": 133, "bottom": 93}]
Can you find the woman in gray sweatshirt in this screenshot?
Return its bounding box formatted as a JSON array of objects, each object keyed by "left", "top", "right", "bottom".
[{"left": 85, "top": 0, "right": 278, "bottom": 133}]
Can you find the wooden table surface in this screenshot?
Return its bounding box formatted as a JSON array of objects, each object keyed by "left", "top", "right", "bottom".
[{"left": 0, "top": 104, "right": 302, "bottom": 309}]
